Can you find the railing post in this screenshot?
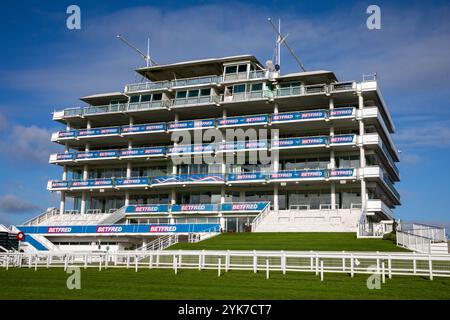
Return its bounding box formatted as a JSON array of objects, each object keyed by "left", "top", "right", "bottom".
[
  {"left": 282, "top": 251, "right": 286, "bottom": 275},
  {"left": 350, "top": 254, "right": 354, "bottom": 277},
  {"left": 381, "top": 262, "right": 386, "bottom": 284},
  {"left": 342, "top": 251, "right": 346, "bottom": 272},
  {"left": 388, "top": 255, "right": 392, "bottom": 279},
  {"left": 226, "top": 251, "right": 230, "bottom": 272},
  {"left": 84, "top": 255, "right": 87, "bottom": 269},
  {"left": 149, "top": 254, "right": 153, "bottom": 269},
  {"left": 266, "top": 259, "right": 270, "bottom": 279},
  {"left": 429, "top": 255, "right": 433, "bottom": 280},
  {"left": 253, "top": 250, "right": 257, "bottom": 273},
  {"left": 5, "top": 255, "right": 9, "bottom": 270},
  {"left": 135, "top": 255, "right": 138, "bottom": 272},
  {"left": 174, "top": 256, "right": 177, "bottom": 275},
  {"left": 34, "top": 255, "right": 38, "bottom": 271},
  {"left": 320, "top": 260, "right": 324, "bottom": 281},
  {"left": 315, "top": 253, "right": 319, "bottom": 276},
  {"left": 218, "top": 258, "right": 221, "bottom": 277}
]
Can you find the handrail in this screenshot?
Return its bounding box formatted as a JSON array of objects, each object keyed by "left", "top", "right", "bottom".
[{"left": 250, "top": 202, "right": 271, "bottom": 231}]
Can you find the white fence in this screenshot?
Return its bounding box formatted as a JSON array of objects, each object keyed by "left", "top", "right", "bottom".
[
  {"left": 397, "top": 223, "right": 447, "bottom": 253},
  {"left": 1, "top": 250, "right": 450, "bottom": 280},
  {"left": 397, "top": 231, "right": 431, "bottom": 253}
]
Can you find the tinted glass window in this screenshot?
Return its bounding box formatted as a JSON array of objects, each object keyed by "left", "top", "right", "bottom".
[
  {"left": 234, "top": 84, "right": 245, "bottom": 93},
  {"left": 225, "top": 66, "right": 237, "bottom": 74},
  {"left": 251, "top": 83, "right": 263, "bottom": 91},
  {"left": 140, "top": 95, "right": 151, "bottom": 102},
  {"left": 176, "top": 91, "right": 187, "bottom": 99},
  {"left": 238, "top": 64, "right": 247, "bottom": 72},
  {"left": 200, "top": 88, "right": 211, "bottom": 96},
  {"left": 129, "top": 96, "right": 140, "bottom": 103},
  {"left": 152, "top": 93, "right": 162, "bottom": 101},
  {"left": 188, "top": 90, "right": 199, "bottom": 98}
]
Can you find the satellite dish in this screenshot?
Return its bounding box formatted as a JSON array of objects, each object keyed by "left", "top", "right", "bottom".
[{"left": 274, "top": 64, "right": 280, "bottom": 71}]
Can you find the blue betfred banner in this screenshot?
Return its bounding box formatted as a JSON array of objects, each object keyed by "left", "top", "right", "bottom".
[
  {"left": 78, "top": 127, "right": 120, "bottom": 137},
  {"left": 171, "top": 204, "right": 219, "bottom": 213},
  {"left": 270, "top": 169, "right": 326, "bottom": 181},
  {"left": 152, "top": 174, "right": 225, "bottom": 185},
  {"left": 220, "top": 202, "right": 267, "bottom": 212},
  {"left": 272, "top": 136, "right": 327, "bottom": 148},
  {"left": 125, "top": 204, "right": 169, "bottom": 213},
  {"left": 51, "top": 180, "right": 70, "bottom": 189},
  {"left": 56, "top": 153, "right": 76, "bottom": 161},
  {"left": 329, "top": 107, "right": 355, "bottom": 118},
  {"left": 329, "top": 168, "right": 355, "bottom": 178},
  {"left": 76, "top": 150, "right": 118, "bottom": 160},
  {"left": 271, "top": 110, "right": 326, "bottom": 123},
  {"left": 115, "top": 177, "right": 149, "bottom": 187},
  {"left": 121, "top": 123, "right": 166, "bottom": 134},
  {"left": 119, "top": 147, "right": 165, "bottom": 158},
  {"left": 71, "top": 179, "right": 114, "bottom": 188},
  {"left": 168, "top": 119, "right": 215, "bottom": 131},
  {"left": 227, "top": 172, "right": 266, "bottom": 182},
  {"left": 218, "top": 115, "right": 268, "bottom": 127},
  {"left": 17, "top": 224, "right": 220, "bottom": 234},
  {"left": 58, "top": 131, "right": 77, "bottom": 139},
  {"left": 330, "top": 134, "right": 356, "bottom": 144}
]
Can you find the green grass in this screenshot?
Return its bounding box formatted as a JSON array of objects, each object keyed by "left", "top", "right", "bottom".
[
  {"left": 0, "top": 268, "right": 449, "bottom": 300},
  {"left": 169, "top": 233, "right": 409, "bottom": 252}
]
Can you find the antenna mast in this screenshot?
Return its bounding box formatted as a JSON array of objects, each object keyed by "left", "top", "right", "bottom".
[
  {"left": 268, "top": 18, "right": 306, "bottom": 72},
  {"left": 116, "top": 34, "right": 157, "bottom": 67}
]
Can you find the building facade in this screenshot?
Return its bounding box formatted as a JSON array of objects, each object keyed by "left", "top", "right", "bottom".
[{"left": 25, "top": 55, "right": 399, "bottom": 242}]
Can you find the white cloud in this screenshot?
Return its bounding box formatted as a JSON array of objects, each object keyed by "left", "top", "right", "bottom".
[{"left": 395, "top": 120, "right": 450, "bottom": 148}]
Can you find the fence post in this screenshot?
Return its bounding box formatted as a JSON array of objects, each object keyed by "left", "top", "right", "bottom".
[
  {"left": 342, "top": 251, "right": 346, "bottom": 272},
  {"left": 174, "top": 256, "right": 178, "bottom": 275},
  {"left": 253, "top": 250, "right": 257, "bottom": 274},
  {"left": 46, "top": 255, "right": 50, "bottom": 268},
  {"left": 126, "top": 255, "right": 130, "bottom": 269},
  {"left": 310, "top": 251, "right": 314, "bottom": 271},
  {"left": 413, "top": 253, "right": 417, "bottom": 274},
  {"left": 99, "top": 255, "right": 102, "bottom": 271},
  {"left": 282, "top": 251, "right": 286, "bottom": 275},
  {"left": 149, "top": 254, "right": 153, "bottom": 269},
  {"left": 320, "top": 260, "right": 324, "bottom": 281},
  {"left": 84, "top": 255, "right": 87, "bottom": 269},
  {"left": 64, "top": 255, "right": 68, "bottom": 271},
  {"left": 315, "top": 253, "right": 319, "bottom": 276},
  {"left": 381, "top": 262, "right": 386, "bottom": 284},
  {"left": 34, "top": 255, "right": 38, "bottom": 271},
  {"left": 429, "top": 255, "right": 433, "bottom": 280},
  {"left": 5, "top": 255, "right": 9, "bottom": 270},
  {"left": 28, "top": 254, "right": 32, "bottom": 269},
  {"left": 266, "top": 259, "right": 269, "bottom": 279},
  {"left": 218, "top": 258, "right": 221, "bottom": 277},
  {"left": 350, "top": 254, "right": 354, "bottom": 277},
  {"left": 388, "top": 255, "right": 392, "bottom": 279},
  {"left": 135, "top": 255, "right": 138, "bottom": 272}
]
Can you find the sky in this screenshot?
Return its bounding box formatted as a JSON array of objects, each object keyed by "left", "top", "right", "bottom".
[{"left": 0, "top": 0, "right": 449, "bottom": 227}]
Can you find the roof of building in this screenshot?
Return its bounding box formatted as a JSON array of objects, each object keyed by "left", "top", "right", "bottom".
[
  {"left": 80, "top": 92, "right": 128, "bottom": 105},
  {"left": 278, "top": 70, "right": 338, "bottom": 84},
  {"left": 135, "top": 55, "right": 263, "bottom": 81}
]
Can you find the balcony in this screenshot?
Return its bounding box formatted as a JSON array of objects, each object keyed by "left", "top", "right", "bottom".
[
  {"left": 124, "top": 202, "right": 269, "bottom": 215},
  {"left": 47, "top": 168, "right": 359, "bottom": 191}
]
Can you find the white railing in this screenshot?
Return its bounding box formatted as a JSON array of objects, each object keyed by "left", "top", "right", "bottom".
[
  {"left": 98, "top": 206, "right": 127, "bottom": 225},
  {"left": 357, "top": 223, "right": 392, "bottom": 238},
  {"left": 2, "top": 251, "right": 450, "bottom": 280},
  {"left": 137, "top": 234, "right": 179, "bottom": 251},
  {"left": 409, "top": 224, "right": 447, "bottom": 243},
  {"left": 397, "top": 230, "right": 432, "bottom": 253},
  {"left": 22, "top": 208, "right": 59, "bottom": 226},
  {"left": 250, "top": 202, "right": 271, "bottom": 231}
]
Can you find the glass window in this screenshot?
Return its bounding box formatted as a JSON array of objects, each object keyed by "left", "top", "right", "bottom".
[
  {"left": 200, "top": 88, "right": 211, "bottom": 96},
  {"left": 225, "top": 65, "right": 237, "bottom": 74},
  {"left": 251, "top": 83, "right": 263, "bottom": 91},
  {"left": 238, "top": 64, "right": 247, "bottom": 72},
  {"left": 129, "top": 96, "right": 140, "bottom": 103},
  {"left": 234, "top": 84, "right": 245, "bottom": 93},
  {"left": 188, "top": 90, "right": 199, "bottom": 98},
  {"left": 152, "top": 93, "right": 162, "bottom": 101},
  {"left": 140, "top": 95, "right": 151, "bottom": 102},
  {"left": 176, "top": 91, "right": 187, "bottom": 99}
]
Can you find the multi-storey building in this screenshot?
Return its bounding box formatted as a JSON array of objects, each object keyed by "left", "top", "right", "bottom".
[{"left": 17, "top": 55, "right": 400, "bottom": 251}]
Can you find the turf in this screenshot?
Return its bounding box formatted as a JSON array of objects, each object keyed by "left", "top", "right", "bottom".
[
  {"left": 168, "top": 233, "right": 409, "bottom": 252},
  {"left": 0, "top": 268, "right": 449, "bottom": 300}
]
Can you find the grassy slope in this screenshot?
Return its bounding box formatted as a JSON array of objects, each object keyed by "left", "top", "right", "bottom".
[
  {"left": 1, "top": 268, "right": 449, "bottom": 300},
  {"left": 168, "top": 233, "right": 409, "bottom": 252}
]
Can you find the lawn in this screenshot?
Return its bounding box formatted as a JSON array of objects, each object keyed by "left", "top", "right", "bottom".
[
  {"left": 0, "top": 268, "right": 449, "bottom": 300},
  {"left": 169, "top": 232, "right": 409, "bottom": 252}
]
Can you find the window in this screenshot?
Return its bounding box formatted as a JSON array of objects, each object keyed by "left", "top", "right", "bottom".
[
  {"left": 225, "top": 65, "right": 237, "bottom": 74},
  {"left": 200, "top": 88, "right": 211, "bottom": 96},
  {"left": 152, "top": 93, "right": 162, "bottom": 101},
  {"left": 251, "top": 83, "right": 263, "bottom": 91},
  {"left": 140, "top": 95, "right": 151, "bottom": 102},
  {"left": 129, "top": 96, "right": 140, "bottom": 103},
  {"left": 188, "top": 90, "right": 199, "bottom": 98},
  {"left": 176, "top": 91, "right": 187, "bottom": 99},
  {"left": 238, "top": 64, "right": 247, "bottom": 73},
  {"left": 234, "top": 84, "right": 245, "bottom": 93}
]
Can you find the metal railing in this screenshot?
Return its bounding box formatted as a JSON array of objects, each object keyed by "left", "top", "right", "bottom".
[
  {"left": 22, "top": 208, "right": 59, "bottom": 226},
  {"left": 2, "top": 251, "right": 450, "bottom": 280},
  {"left": 250, "top": 202, "right": 271, "bottom": 231},
  {"left": 137, "top": 234, "right": 179, "bottom": 251},
  {"left": 397, "top": 231, "right": 432, "bottom": 253}
]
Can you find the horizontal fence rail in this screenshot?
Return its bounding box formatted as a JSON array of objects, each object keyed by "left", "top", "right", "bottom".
[{"left": 1, "top": 251, "right": 450, "bottom": 280}]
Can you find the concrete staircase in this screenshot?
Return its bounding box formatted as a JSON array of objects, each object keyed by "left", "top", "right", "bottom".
[{"left": 253, "top": 209, "right": 362, "bottom": 232}]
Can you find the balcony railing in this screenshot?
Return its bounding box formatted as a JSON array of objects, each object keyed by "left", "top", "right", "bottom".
[
  {"left": 49, "top": 134, "right": 359, "bottom": 163},
  {"left": 56, "top": 80, "right": 360, "bottom": 119},
  {"left": 48, "top": 168, "right": 360, "bottom": 190}
]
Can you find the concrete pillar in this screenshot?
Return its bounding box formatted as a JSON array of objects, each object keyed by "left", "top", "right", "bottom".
[
  {"left": 62, "top": 165, "right": 68, "bottom": 180},
  {"left": 66, "top": 121, "right": 71, "bottom": 131},
  {"left": 59, "top": 191, "right": 65, "bottom": 214},
  {"left": 220, "top": 186, "right": 226, "bottom": 203},
  {"left": 273, "top": 184, "right": 279, "bottom": 211},
  {"left": 83, "top": 164, "right": 88, "bottom": 180},
  {"left": 81, "top": 191, "right": 86, "bottom": 214},
  {"left": 129, "top": 116, "right": 134, "bottom": 126},
  {"left": 124, "top": 191, "right": 130, "bottom": 207},
  {"left": 329, "top": 98, "right": 334, "bottom": 110},
  {"left": 86, "top": 120, "right": 92, "bottom": 129},
  {"left": 126, "top": 162, "right": 132, "bottom": 178},
  {"left": 331, "top": 183, "right": 336, "bottom": 210},
  {"left": 64, "top": 143, "right": 69, "bottom": 153},
  {"left": 239, "top": 191, "right": 245, "bottom": 202},
  {"left": 358, "top": 92, "right": 367, "bottom": 208}
]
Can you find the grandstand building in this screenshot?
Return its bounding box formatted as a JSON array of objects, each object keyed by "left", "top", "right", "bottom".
[{"left": 16, "top": 55, "right": 400, "bottom": 251}]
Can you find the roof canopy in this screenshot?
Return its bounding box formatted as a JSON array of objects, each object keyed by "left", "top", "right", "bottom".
[
  {"left": 80, "top": 92, "right": 128, "bottom": 105},
  {"left": 136, "top": 55, "right": 263, "bottom": 81},
  {"left": 278, "top": 70, "right": 338, "bottom": 84}
]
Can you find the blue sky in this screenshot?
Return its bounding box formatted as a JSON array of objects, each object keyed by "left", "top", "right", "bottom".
[{"left": 0, "top": 0, "right": 449, "bottom": 226}]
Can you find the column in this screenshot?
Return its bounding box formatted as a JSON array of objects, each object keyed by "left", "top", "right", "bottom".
[
  {"left": 59, "top": 192, "right": 66, "bottom": 214},
  {"left": 66, "top": 121, "right": 71, "bottom": 132},
  {"left": 272, "top": 104, "right": 279, "bottom": 211},
  {"left": 169, "top": 189, "right": 176, "bottom": 224},
  {"left": 219, "top": 186, "right": 226, "bottom": 231},
  {"left": 358, "top": 92, "right": 367, "bottom": 209},
  {"left": 81, "top": 164, "right": 88, "bottom": 214},
  {"left": 330, "top": 123, "right": 336, "bottom": 209}
]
